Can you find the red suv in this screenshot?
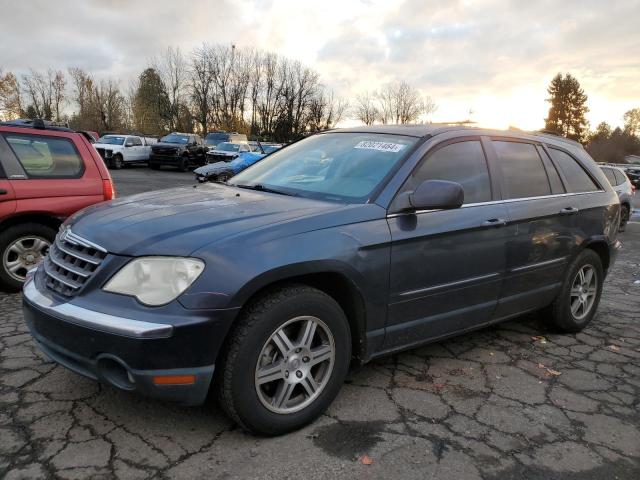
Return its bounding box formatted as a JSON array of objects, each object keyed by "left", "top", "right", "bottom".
[{"left": 0, "top": 120, "right": 115, "bottom": 290}]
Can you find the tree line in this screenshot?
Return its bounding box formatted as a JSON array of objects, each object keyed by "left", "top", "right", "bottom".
[
  {"left": 544, "top": 73, "right": 640, "bottom": 163},
  {"left": 0, "top": 44, "right": 438, "bottom": 142}
]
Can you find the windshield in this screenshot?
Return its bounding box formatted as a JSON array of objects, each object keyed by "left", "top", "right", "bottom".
[
  {"left": 204, "top": 133, "right": 229, "bottom": 145},
  {"left": 230, "top": 133, "right": 417, "bottom": 202},
  {"left": 97, "top": 136, "right": 125, "bottom": 145},
  {"left": 161, "top": 134, "right": 189, "bottom": 144},
  {"left": 217, "top": 142, "right": 240, "bottom": 152}
]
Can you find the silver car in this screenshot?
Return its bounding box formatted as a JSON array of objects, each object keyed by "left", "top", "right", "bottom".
[{"left": 600, "top": 165, "right": 634, "bottom": 231}]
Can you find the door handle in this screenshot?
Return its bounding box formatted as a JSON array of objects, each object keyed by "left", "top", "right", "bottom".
[
  {"left": 559, "top": 207, "right": 579, "bottom": 215},
  {"left": 0, "top": 189, "right": 7, "bottom": 195},
  {"left": 483, "top": 218, "right": 508, "bottom": 227}
]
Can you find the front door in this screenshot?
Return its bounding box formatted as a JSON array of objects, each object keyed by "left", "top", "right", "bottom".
[{"left": 384, "top": 138, "right": 512, "bottom": 351}]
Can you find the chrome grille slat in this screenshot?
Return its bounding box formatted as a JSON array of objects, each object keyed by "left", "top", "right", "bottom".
[{"left": 43, "top": 228, "right": 106, "bottom": 297}]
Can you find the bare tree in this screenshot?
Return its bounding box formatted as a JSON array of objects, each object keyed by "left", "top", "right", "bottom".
[
  {"left": 190, "top": 44, "right": 215, "bottom": 133},
  {"left": 354, "top": 92, "right": 378, "bottom": 125},
  {"left": 372, "top": 81, "right": 436, "bottom": 124},
  {"left": 155, "top": 46, "right": 188, "bottom": 131},
  {"left": 51, "top": 70, "right": 66, "bottom": 122}
]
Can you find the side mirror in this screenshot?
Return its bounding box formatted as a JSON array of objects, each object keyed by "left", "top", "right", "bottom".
[{"left": 395, "top": 179, "right": 464, "bottom": 211}]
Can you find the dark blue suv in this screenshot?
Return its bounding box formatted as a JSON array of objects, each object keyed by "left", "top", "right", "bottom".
[{"left": 23, "top": 125, "right": 621, "bottom": 435}]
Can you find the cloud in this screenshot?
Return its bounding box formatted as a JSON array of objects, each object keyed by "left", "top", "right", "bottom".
[{"left": 0, "top": 0, "right": 638, "bottom": 128}]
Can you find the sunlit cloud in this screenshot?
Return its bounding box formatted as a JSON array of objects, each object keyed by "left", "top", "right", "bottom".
[{"left": 0, "top": 0, "right": 638, "bottom": 130}]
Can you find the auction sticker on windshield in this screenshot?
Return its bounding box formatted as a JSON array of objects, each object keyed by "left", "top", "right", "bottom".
[{"left": 354, "top": 141, "right": 406, "bottom": 153}]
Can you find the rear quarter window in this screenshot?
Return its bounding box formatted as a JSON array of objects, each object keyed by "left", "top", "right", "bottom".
[
  {"left": 613, "top": 169, "right": 627, "bottom": 186},
  {"left": 3, "top": 133, "right": 84, "bottom": 178},
  {"left": 601, "top": 168, "right": 616, "bottom": 186},
  {"left": 548, "top": 148, "right": 599, "bottom": 193}
]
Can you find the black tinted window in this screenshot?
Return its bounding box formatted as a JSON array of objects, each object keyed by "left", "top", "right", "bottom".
[
  {"left": 549, "top": 149, "right": 599, "bottom": 193},
  {"left": 4, "top": 134, "right": 84, "bottom": 178},
  {"left": 406, "top": 140, "right": 491, "bottom": 204},
  {"left": 540, "top": 149, "right": 564, "bottom": 193},
  {"left": 131, "top": 137, "right": 142, "bottom": 146},
  {"left": 602, "top": 168, "right": 616, "bottom": 186},
  {"left": 493, "top": 141, "right": 550, "bottom": 199}
]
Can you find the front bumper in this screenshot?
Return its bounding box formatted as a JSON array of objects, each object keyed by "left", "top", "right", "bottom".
[{"left": 22, "top": 278, "right": 228, "bottom": 405}]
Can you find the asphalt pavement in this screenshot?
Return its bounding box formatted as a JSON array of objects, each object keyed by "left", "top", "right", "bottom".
[{"left": 1, "top": 167, "right": 638, "bottom": 479}]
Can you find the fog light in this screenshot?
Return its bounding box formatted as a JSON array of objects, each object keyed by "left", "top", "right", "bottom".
[{"left": 152, "top": 375, "right": 196, "bottom": 385}]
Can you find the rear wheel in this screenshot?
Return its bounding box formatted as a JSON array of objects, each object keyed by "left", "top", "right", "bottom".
[
  {"left": 547, "top": 249, "right": 603, "bottom": 333},
  {"left": 0, "top": 223, "right": 55, "bottom": 291},
  {"left": 216, "top": 285, "right": 351, "bottom": 435}
]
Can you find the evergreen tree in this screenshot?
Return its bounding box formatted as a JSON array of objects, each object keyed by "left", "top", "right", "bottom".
[
  {"left": 544, "top": 73, "right": 589, "bottom": 142},
  {"left": 133, "top": 68, "right": 171, "bottom": 135},
  {"left": 623, "top": 108, "right": 640, "bottom": 136}
]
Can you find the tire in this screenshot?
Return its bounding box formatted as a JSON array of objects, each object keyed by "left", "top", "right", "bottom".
[
  {"left": 178, "top": 156, "right": 190, "bottom": 172},
  {"left": 112, "top": 154, "right": 123, "bottom": 170},
  {"left": 216, "top": 284, "right": 351, "bottom": 436},
  {"left": 547, "top": 249, "right": 603, "bottom": 333},
  {"left": 218, "top": 172, "right": 231, "bottom": 183},
  {"left": 0, "top": 223, "right": 56, "bottom": 291},
  {"left": 149, "top": 161, "right": 160, "bottom": 170},
  {"left": 619, "top": 203, "right": 630, "bottom": 232}
]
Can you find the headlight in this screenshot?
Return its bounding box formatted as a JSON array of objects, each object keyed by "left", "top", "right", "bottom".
[{"left": 104, "top": 257, "right": 204, "bottom": 306}]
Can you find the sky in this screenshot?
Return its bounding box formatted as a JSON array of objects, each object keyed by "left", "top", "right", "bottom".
[{"left": 1, "top": 0, "right": 639, "bottom": 130}]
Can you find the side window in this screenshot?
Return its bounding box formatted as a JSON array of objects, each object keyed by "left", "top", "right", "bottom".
[
  {"left": 539, "top": 148, "right": 564, "bottom": 194},
  {"left": 3, "top": 134, "right": 84, "bottom": 178},
  {"left": 132, "top": 137, "right": 142, "bottom": 146},
  {"left": 548, "top": 148, "right": 599, "bottom": 193},
  {"left": 124, "top": 137, "right": 134, "bottom": 147},
  {"left": 493, "top": 141, "right": 551, "bottom": 199},
  {"left": 613, "top": 169, "right": 627, "bottom": 186},
  {"left": 602, "top": 168, "right": 616, "bottom": 186},
  {"left": 400, "top": 140, "right": 492, "bottom": 205}
]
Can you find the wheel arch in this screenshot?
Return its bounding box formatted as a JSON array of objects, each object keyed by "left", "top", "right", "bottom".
[
  {"left": 581, "top": 238, "right": 611, "bottom": 274},
  {"left": 0, "top": 212, "right": 63, "bottom": 233},
  {"left": 231, "top": 263, "right": 369, "bottom": 362}
]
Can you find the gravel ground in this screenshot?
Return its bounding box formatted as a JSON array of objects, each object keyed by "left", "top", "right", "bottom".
[{"left": 1, "top": 167, "right": 639, "bottom": 479}]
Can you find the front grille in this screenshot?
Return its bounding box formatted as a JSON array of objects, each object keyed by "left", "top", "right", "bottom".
[
  {"left": 153, "top": 147, "right": 177, "bottom": 156},
  {"left": 95, "top": 148, "right": 112, "bottom": 159},
  {"left": 43, "top": 228, "right": 107, "bottom": 297}
]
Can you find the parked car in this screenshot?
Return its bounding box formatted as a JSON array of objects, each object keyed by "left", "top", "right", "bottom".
[
  {"left": 0, "top": 119, "right": 115, "bottom": 290},
  {"left": 204, "top": 132, "right": 248, "bottom": 151},
  {"left": 94, "top": 134, "right": 157, "bottom": 169},
  {"left": 23, "top": 125, "right": 620, "bottom": 435},
  {"left": 624, "top": 165, "right": 640, "bottom": 188},
  {"left": 194, "top": 151, "right": 266, "bottom": 183},
  {"left": 149, "top": 133, "right": 206, "bottom": 171},
  {"left": 600, "top": 165, "right": 634, "bottom": 231},
  {"left": 205, "top": 141, "right": 251, "bottom": 164},
  {"left": 261, "top": 143, "right": 283, "bottom": 154}
]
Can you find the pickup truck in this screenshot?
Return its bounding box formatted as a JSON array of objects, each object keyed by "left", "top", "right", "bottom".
[{"left": 93, "top": 134, "right": 157, "bottom": 169}]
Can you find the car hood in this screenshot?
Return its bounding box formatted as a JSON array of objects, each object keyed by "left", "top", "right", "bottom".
[
  {"left": 68, "top": 184, "right": 345, "bottom": 256},
  {"left": 152, "top": 142, "right": 185, "bottom": 149},
  {"left": 93, "top": 143, "right": 122, "bottom": 149}
]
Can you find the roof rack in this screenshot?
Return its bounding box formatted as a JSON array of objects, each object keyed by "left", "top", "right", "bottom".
[{"left": 0, "top": 118, "right": 73, "bottom": 132}]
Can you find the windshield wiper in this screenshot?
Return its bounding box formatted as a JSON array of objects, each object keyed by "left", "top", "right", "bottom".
[{"left": 233, "top": 184, "right": 298, "bottom": 197}]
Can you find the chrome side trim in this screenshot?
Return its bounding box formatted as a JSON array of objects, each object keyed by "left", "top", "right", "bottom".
[
  {"left": 23, "top": 280, "right": 173, "bottom": 339},
  {"left": 387, "top": 190, "right": 604, "bottom": 218},
  {"left": 510, "top": 257, "right": 567, "bottom": 273},
  {"left": 399, "top": 272, "right": 500, "bottom": 297}
]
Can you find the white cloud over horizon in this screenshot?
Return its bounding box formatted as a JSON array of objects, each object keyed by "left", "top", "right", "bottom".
[{"left": 1, "top": 0, "right": 639, "bottom": 130}]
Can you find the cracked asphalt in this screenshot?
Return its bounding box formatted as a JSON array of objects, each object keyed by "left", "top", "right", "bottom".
[{"left": 1, "top": 167, "right": 639, "bottom": 479}]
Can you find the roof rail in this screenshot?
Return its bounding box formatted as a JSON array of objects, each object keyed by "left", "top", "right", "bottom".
[{"left": 531, "top": 129, "right": 584, "bottom": 148}]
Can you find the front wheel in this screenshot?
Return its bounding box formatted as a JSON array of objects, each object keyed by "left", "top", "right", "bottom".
[
  {"left": 216, "top": 285, "right": 351, "bottom": 435},
  {"left": 547, "top": 249, "right": 603, "bottom": 333},
  {"left": 178, "top": 156, "right": 190, "bottom": 172},
  {"left": 619, "top": 203, "right": 630, "bottom": 232},
  {"left": 111, "top": 154, "right": 123, "bottom": 170},
  {"left": 0, "top": 223, "right": 55, "bottom": 291}
]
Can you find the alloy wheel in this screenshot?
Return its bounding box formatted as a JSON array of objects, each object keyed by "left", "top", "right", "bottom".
[
  {"left": 2, "top": 236, "right": 50, "bottom": 282},
  {"left": 570, "top": 264, "right": 598, "bottom": 320},
  {"left": 255, "top": 316, "right": 335, "bottom": 414}
]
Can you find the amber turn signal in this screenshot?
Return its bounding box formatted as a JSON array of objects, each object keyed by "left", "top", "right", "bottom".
[{"left": 152, "top": 375, "right": 196, "bottom": 385}]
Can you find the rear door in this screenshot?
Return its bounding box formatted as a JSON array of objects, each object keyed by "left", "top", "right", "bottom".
[
  {"left": 487, "top": 138, "right": 577, "bottom": 319},
  {"left": 385, "top": 137, "right": 512, "bottom": 350},
  {"left": 0, "top": 130, "right": 103, "bottom": 218}
]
